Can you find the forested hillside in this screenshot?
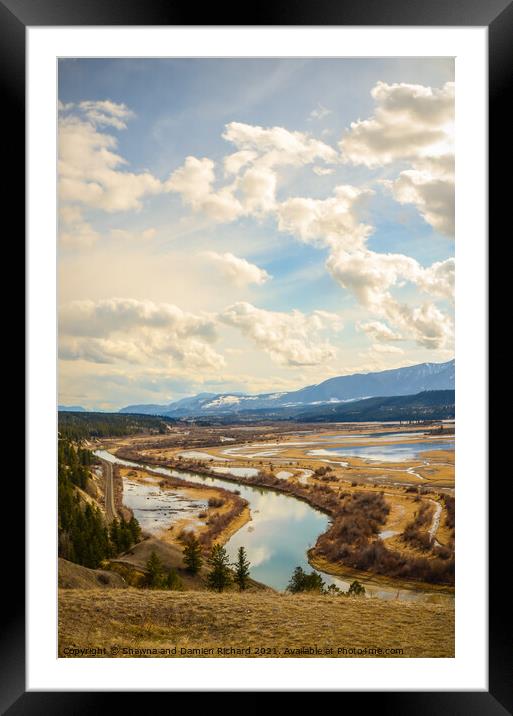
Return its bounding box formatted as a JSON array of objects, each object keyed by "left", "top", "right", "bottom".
[
  {"left": 58, "top": 440, "right": 141, "bottom": 568},
  {"left": 58, "top": 411, "right": 177, "bottom": 440}
]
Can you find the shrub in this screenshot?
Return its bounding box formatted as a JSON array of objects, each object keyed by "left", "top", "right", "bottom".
[
  {"left": 208, "top": 497, "right": 224, "bottom": 508},
  {"left": 287, "top": 566, "right": 326, "bottom": 594},
  {"left": 347, "top": 580, "right": 365, "bottom": 597}
]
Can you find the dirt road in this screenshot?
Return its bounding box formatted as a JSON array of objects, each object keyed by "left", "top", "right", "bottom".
[{"left": 101, "top": 459, "right": 118, "bottom": 522}]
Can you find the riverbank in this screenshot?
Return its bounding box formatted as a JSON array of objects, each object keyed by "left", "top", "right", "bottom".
[{"left": 308, "top": 552, "right": 454, "bottom": 600}]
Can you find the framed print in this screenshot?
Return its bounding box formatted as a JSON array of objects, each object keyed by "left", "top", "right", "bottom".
[{"left": 4, "top": 0, "right": 506, "bottom": 709}]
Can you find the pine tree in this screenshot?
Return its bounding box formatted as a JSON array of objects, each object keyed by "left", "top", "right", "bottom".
[
  {"left": 287, "top": 566, "right": 307, "bottom": 593},
  {"left": 183, "top": 535, "right": 203, "bottom": 574},
  {"left": 287, "top": 566, "right": 325, "bottom": 593},
  {"left": 207, "top": 544, "right": 232, "bottom": 592},
  {"left": 128, "top": 515, "right": 142, "bottom": 543},
  {"left": 233, "top": 546, "right": 251, "bottom": 591},
  {"left": 347, "top": 580, "right": 365, "bottom": 597},
  {"left": 166, "top": 569, "right": 182, "bottom": 590},
  {"left": 146, "top": 550, "right": 166, "bottom": 588},
  {"left": 109, "top": 519, "right": 120, "bottom": 552}
]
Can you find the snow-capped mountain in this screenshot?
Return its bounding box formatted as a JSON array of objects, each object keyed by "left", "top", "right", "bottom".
[{"left": 119, "top": 359, "right": 455, "bottom": 417}]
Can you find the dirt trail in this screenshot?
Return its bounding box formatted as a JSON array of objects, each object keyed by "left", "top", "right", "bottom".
[
  {"left": 101, "top": 459, "right": 118, "bottom": 522},
  {"left": 427, "top": 499, "right": 443, "bottom": 539}
]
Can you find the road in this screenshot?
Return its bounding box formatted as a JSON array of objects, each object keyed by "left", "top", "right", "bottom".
[{"left": 101, "top": 459, "right": 118, "bottom": 522}]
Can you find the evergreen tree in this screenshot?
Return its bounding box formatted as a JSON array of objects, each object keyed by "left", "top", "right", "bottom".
[
  {"left": 128, "top": 515, "right": 142, "bottom": 543},
  {"left": 287, "top": 566, "right": 325, "bottom": 594},
  {"left": 207, "top": 544, "right": 232, "bottom": 592},
  {"left": 146, "top": 550, "right": 166, "bottom": 588},
  {"left": 233, "top": 546, "right": 251, "bottom": 591},
  {"left": 287, "top": 566, "right": 307, "bottom": 593},
  {"left": 183, "top": 535, "right": 203, "bottom": 574},
  {"left": 305, "top": 571, "right": 325, "bottom": 593},
  {"left": 347, "top": 580, "right": 365, "bottom": 597},
  {"left": 166, "top": 569, "right": 182, "bottom": 590},
  {"left": 58, "top": 437, "right": 142, "bottom": 569},
  {"left": 327, "top": 583, "right": 341, "bottom": 595},
  {"left": 109, "top": 519, "right": 120, "bottom": 551}
]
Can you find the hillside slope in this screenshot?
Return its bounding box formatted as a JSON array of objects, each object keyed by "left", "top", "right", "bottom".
[
  {"left": 59, "top": 589, "right": 454, "bottom": 658},
  {"left": 295, "top": 389, "right": 455, "bottom": 422},
  {"left": 58, "top": 558, "right": 127, "bottom": 589}
]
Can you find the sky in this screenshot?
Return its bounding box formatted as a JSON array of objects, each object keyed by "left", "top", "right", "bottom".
[{"left": 58, "top": 58, "right": 454, "bottom": 411}]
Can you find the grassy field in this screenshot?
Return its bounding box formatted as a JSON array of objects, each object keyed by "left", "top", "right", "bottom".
[{"left": 59, "top": 588, "right": 454, "bottom": 658}]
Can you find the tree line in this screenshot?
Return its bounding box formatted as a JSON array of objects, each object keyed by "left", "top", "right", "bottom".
[
  {"left": 145, "top": 536, "right": 362, "bottom": 598},
  {"left": 143, "top": 537, "right": 251, "bottom": 593},
  {"left": 58, "top": 411, "right": 176, "bottom": 440},
  {"left": 287, "top": 566, "right": 365, "bottom": 597}
]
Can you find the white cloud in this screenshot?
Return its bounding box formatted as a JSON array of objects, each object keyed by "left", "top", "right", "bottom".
[
  {"left": 59, "top": 298, "right": 224, "bottom": 370},
  {"left": 313, "top": 166, "right": 335, "bottom": 176},
  {"left": 223, "top": 121, "right": 338, "bottom": 168},
  {"left": 327, "top": 248, "right": 453, "bottom": 350},
  {"left": 166, "top": 156, "right": 214, "bottom": 204},
  {"left": 224, "top": 150, "right": 258, "bottom": 176},
  {"left": 326, "top": 248, "right": 419, "bottom": 311},
  {"left": 416, "top": 258, "right": 455, "bottom": 302},
  {"left": 59, "top": 115, "right": 162, "bottom": 212},
  {"left": 220, "top": 302, "right": 342, "bottom": 366},
  {"left": 166, "top": 156, "right": 243, "bottom": 222},
  {"left": 60, "top": 297, "right": 217, "bottom": 339},
  {"left": 340, "top": 81, "right": 454, "bottom": 237},
  {"left": 78, "top": 100, "right": 135, "bottom": 130},
  {"left": 238, "top": 166, "right": 277, "bottom": 213},
  {"left": 371, "top": 343, "right": 404, "bottom": 354},
  {"left": 383, "top": 162, "right": 454, "bottom": 236},
  {"left": 384, "top": 300, "right": 453, "bottom": 350},
  {"left": 204, "top": 251, "right": 271, "bottom": 287},
  {"left": 357, "top": 320, "right": 403, "bottom": 342},
  {"left": 59, "top": 205, "right": 100, "bottom": 249},
  {"left": 276, "top": 185, "right": 373, "bottom": 250},
  {"left": 58, "top": 101, "right": 74, "bottom": 112},
  {"left": 59, "top": 296, "right": 347, "bottom": 372},
  {"left": 59, "top": 99, "right": 135, "bottom": 130},
  {"left": 169, "top": 121, "right": 339, "bottom": 224},
  {"left": 309, "top": 104, "right": 332, "bottom": 121},
  {"left": 340, "top": 81, "right": 454, "bottom": 167}
]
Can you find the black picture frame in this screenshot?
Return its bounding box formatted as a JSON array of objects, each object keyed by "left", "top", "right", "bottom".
[{"left": 5, "top": 0, "right": 505, "bottom": 709}]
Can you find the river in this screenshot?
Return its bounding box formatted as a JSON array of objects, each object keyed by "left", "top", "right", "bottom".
[{"left": 95, "top": 448, "right": 449, "bottom": 602}]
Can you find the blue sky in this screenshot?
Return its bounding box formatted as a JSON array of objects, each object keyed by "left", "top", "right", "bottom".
[{"left": 58, "top": 58, "right": 454, "bottom": 410}]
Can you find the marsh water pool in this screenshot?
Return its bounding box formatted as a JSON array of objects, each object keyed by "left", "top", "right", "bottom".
[{"left": 308, "top": 440, "right": 454, "bottom": 462}]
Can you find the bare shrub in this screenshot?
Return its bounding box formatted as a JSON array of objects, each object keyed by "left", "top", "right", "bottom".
[{"left": 208, "top": 497, "right": 224, "bottom": 508}]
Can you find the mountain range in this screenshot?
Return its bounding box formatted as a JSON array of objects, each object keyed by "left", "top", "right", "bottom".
[{"left": 119, "top": 359, "right": 455, "bottom": 418}]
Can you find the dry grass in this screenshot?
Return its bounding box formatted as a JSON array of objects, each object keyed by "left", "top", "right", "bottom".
[
  {"left": 58, "top": 558, "right": 128, "bottom": 589},
  {"left": 59, "top": 589, "right": 454, "bottom": 658}
]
